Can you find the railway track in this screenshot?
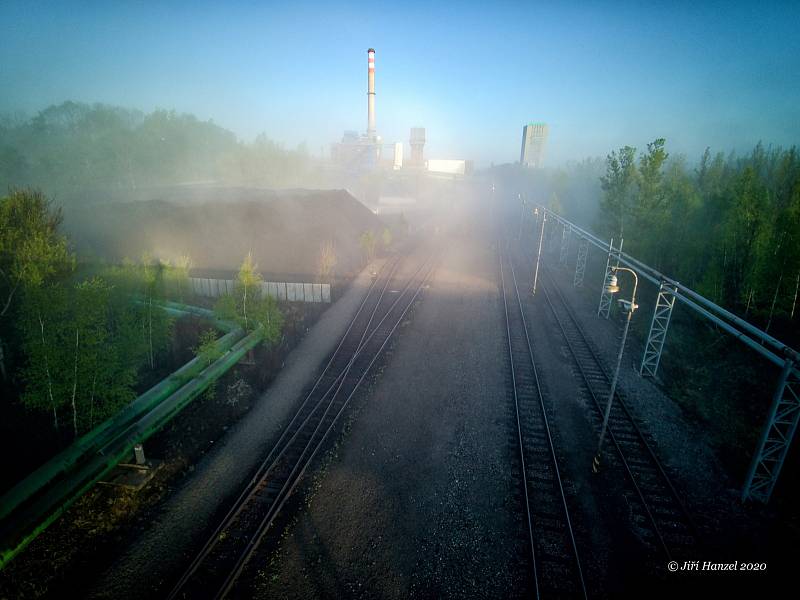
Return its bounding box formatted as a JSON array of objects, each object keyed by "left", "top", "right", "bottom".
[
  {"left": 499, "top": 247, "right": 587, "bottom": 599},
  {"left": 167, "top": 251, "right": 438, "bottom": 600},
  {"left": 538, "top": 265, "right": 697, "bottom": 562}
]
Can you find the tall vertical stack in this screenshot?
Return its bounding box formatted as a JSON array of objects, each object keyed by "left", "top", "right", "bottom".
[{"left": 367, "top": 48, "right": 376, "bottom": 141}]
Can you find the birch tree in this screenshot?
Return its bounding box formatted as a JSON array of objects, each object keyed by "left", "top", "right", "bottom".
[
  {"left": 236, "top": 252, "right": 262, "bottom": 331},
  {"left": 317, "top": 242, "right": 337, "bottom": 284},
  {"left": 215, "top": 253, "right": 283, "bottom": 342},
  {"left": 359, "top": 231, "right": 377, "bottom": 264},
  {"left": 0, "top": 189, "right": 73, "bottom": 380},
  {"left": 72, "top": 278, "right": 111, "bottom": 435},
  {"left": 19, "top": 285, "right": 69, "bottom": 433},
  {"left": 599, "top": 146, "right": 637, "bottom": 239}
]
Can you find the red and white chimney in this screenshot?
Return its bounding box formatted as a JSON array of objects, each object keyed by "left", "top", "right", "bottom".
[{"left": 367, "top": 48, "right": 376, "bottom": 140}]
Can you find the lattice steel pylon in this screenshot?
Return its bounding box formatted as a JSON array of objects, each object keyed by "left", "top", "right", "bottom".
[
  {"left": 742, "top": 360, "right": 800, "bottom": 503},
  {"left": 573, "top": 238, "right": 589, "bottom": 287},
  {"left": 597, "top": 238, "right": 623, "bottom": 319},
  {"left": 639, "top": 281, "right": 678, "bottom": 377},
  {"left": 559, "top": 225, "right": 571, "bottom": 265}
]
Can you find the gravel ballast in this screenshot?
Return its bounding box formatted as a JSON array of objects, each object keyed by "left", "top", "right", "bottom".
[
  {"left": 255, "top": 203, "right": 527, "bottom": 598},
  {"left": 80, "top": 261, "right": 380, "bottom": 599}
]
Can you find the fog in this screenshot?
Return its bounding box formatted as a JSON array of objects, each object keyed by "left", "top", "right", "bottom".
[
  {"left": 3, "top": 3, "right": 800, "bottom": 167},
  {"left": 1, "top": 3, "right": 799, "bottom": 596}
]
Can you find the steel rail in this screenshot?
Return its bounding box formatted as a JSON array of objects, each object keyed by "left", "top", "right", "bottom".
[
  {"left": 499, "top": 250, "right": 539, "bottom": 598},
  {"left": 166, "top": 256, "right": 401, "bottom": 600},
  {"left": 539, "top": 267, "right": 697, "bottom": 560},
  {"left": 544, "top": 267, "right": 697, "bottom": 531},
  {"left": 168, "top": 252, "right": 437, "bottom": 600},
  {"left": 500, "top": 247, "right": 587, "bottom": 599},
  {"left": 216, "top": 253, "right": 439, "bottom": 599}
]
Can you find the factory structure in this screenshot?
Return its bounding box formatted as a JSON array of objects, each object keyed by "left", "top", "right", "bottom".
[
  {"left": 330, "top": 49, "right": 471, "bottom": 178},
  {"left": 520, "top": 123, "right": 548, "bottom": 168}
]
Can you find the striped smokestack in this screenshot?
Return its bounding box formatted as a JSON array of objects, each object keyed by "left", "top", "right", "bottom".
[{"left": 367, "top": 48, "right": 376, "bottom": 140}]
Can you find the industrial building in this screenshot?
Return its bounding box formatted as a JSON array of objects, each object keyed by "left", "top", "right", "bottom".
[
  {"left": 520, "top": 123, "right": 548, "bottom": 168},
  {"left": 409, "top": 128, "right": 425, "bottom": 167},
  {"left": 330, "top": 130, "right": 379, "bottom": 171},
  {"left": 426, "top": 159, "right": 472, "bottom": 178},
  {"left": 330, "top": 48, "right": 470, "bottom": 180}
]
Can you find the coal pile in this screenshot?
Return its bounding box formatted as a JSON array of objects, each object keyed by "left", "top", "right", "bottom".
[{"left": 64, "top": 187, "right": 382, "bottom": 278}]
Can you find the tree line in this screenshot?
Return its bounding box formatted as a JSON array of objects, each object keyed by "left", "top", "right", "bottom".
[
  {"left": 504, "top": 141, "right": 800, "bottom": 342},
  {"left": 1, "top": 189, "right": 182, "bottom": 438},
  {"left": 1, "top": 189, "right": 284, "bottom": 443},
  {"left": 0, "top": 102, "right": 317, "bottom": 199},
  {"left": 596, "top": 140, "right": 800, "bottom": 336}
]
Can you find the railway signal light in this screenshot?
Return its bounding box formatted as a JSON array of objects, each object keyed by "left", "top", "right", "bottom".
[
  {"left": 605, "top": 275, "right": 620, "bottom": 294},
  {"left": 593, "top": 266, "right": 639, "bottom": 474}
]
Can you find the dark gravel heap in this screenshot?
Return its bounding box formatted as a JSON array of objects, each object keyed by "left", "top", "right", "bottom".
[{"left": 64, "top": 187, "right": 382, "bottom": 276}]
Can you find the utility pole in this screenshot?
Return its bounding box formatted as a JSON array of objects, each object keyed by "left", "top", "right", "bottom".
[
  {"left": 532, "top": 207, "right": 546, "bottom": 295},
  {"left": 593, "top": 267, "right": 638, "bottom": 473}
]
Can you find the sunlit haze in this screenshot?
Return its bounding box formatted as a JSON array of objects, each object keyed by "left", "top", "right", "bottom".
[
  {"left": 2, "top": 0, "right": 798, "bottom": 165},
  {"left": 2, "top": 2, "right": 800, "bottom": 597}
]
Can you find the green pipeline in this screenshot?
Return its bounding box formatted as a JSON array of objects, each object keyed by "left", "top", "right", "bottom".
[
  {"left": 0, "top": 302, "right": 249, "bottom": 569},
  {"left": 0, "top": 327, "right": 263, "bottom": 569},
  {"left": 0, "top": 302, "right": 239, "bottom": 523}
]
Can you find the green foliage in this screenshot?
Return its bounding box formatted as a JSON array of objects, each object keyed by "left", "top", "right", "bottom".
[
  {"left": 317, "top": 241, "right": 337, "bottom": 283},
  {"left": 0, "top": 102, "right": 316, "bottom": 197},
  {"left": 193, "top": 328, "right": 222, "bottom": 367},
  {"left": 214, "top": 290, "right": 283, "bottom": 341},
  {"left": 591, "top": 140, "right": 800, "bottom": 336},
  {"left": 0, "top": 190, "right": 218, "bottom": 441},
  {"left": 202, "top": 379, "right": 218, "bottom": 402},
  {"left": 165, "top": 255, "right": 192, "bottom": 301},
  {"left": 72, "top": 278, "right": 130, "bottom": 434},
  {"left": 381, "top": 227, "right": 393, "bottom": 249},
  {"left": 599, "top": 145, "right": 638, "bottom": 238},
  {"left": 250, "top": 294, "right": 284, "bottom": 345},
  {"left": 102, "top": 256, "right": 174, "bottom": 370},
  {"left": 237, "top": 252, "right": 262, "bottom": 331},
  {"left": 18, "top": 284, "right": 69, "bottom": 430},
  {"left": 214, "top": 254, "right": 284, "bottom": 343},
  {"left": 192, "top": 328, "right": 222, "bottom": 401},
  {"left": 505, "top": 142, "right": 800, "bottom": 473},
  {"left": 503, "top": 139, "right": 800, "bottom": 339},
  {"left": 139, "top": 254, "right": 173, "bottom": 368},
  {"left": 0, "top": 189, "right": 74, "bottom": 315},
  {"left": 12, "top": 244, "right": 182, "bottom": 439},
  {"left": 637, "top": 138, "right": 669, "bottom": 214},
  {"left": 237, "top": 252, "right": 262, "bottom": 291},
  {"left": 214, "top": 294, "right": 238, "bottom": 323},
  {"left": 18, "top": 277, "right": 137, "bottom": 436},
  {"left": 359, "top": 230, "right": 377, "bottom": 264}
]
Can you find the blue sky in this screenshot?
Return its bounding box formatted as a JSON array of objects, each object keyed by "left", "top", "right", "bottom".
[{"left": 1, "top": 1, "right": 798, "bottom": 166}]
